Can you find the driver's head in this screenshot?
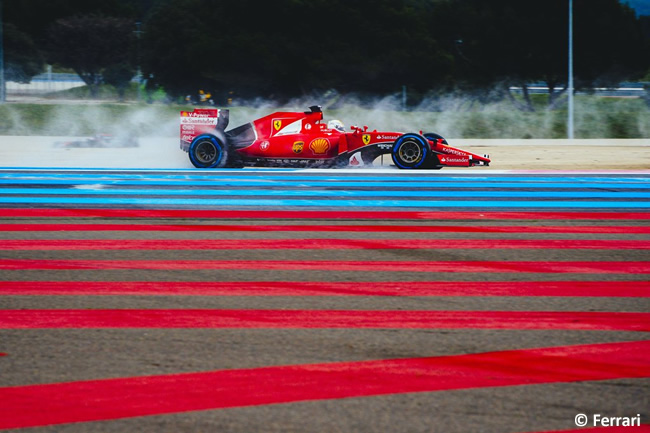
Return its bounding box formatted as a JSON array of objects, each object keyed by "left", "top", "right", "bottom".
[{"left": 327, "top": 119, "right": 345, "bottom": 132}]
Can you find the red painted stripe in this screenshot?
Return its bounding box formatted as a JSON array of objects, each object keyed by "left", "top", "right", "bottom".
[
  {"left": 2, "top": 223, "right": 649, "bottom": 234},
  {"left": 1, "top": 259, "right": 648, "bottom": 273},
  {"left": 2, "top": 281, "right": 647, "bottom": 297},
  {"left": 2, "top": 239, "right": 647, "bottom": 250},
  {"left": 1, "top": 310, "right": 648, "bottom": 331},
  {"left": 0, "top": 341, "right": 647, "bottom": 429},
  {"left": 0, "top": 208, "right": 648, "bottom": 220}
]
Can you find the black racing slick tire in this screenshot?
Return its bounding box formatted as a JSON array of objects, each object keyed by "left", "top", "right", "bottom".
[
  {"left": 188, "top": 134, "right": 229, "bottom": 168},
  {"left": 424, "top": 132, "right": 448, "bottom": 145},
  {"left": 422, "top": 132, "right": 447, "bottom": 169},
  {"left": 391, "top": 133, "right": 429, "bottom": 169}
]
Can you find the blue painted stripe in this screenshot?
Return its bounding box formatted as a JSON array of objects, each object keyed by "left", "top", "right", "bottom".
[
  {"left": 0, "top": 196, "right": 647, "bottom": 208},
  {"left": 0, "top": 167, "right": 303, "bottom": 173},
  {"left": 0, "top": 172, "right": 648, "bottom": 184},
  {"left": 1, "top": 171, "right": 647, "bottom": 209},
  {"left": 1, "top": 188, "right": 648, "bottom": 199},
  {"left": 0, "top": 179, "right": 648, "bottom": 189}
]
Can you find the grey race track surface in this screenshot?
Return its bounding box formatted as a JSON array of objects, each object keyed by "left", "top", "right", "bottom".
[{"left": 0, "top": 166, "right": 648, "bottom": 433}]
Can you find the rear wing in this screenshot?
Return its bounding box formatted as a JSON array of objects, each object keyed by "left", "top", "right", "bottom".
[{"left": 180, "top": 109, "right": 229, "bottom": 151}]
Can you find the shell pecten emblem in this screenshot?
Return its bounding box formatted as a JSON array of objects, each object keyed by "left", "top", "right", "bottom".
[
  {"left": 362, "top": 134, "right": 371, "bottom": 145},
  {"left": 309, "top": 138, "right": 330, "bottom": 155}
]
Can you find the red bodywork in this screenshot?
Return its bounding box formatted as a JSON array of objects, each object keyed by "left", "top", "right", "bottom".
[{"left": 180, "top": 107, "right": 490, "bottom": 169}]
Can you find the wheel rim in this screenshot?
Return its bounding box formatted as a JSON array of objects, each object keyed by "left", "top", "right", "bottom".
[
  {"left": 398, "top": 139, "right": 422, "bottom": 164},
  {"left": 195, "top": 141, "right": 218, "bottom": 164}
]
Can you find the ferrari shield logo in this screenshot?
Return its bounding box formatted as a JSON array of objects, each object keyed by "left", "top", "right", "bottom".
[
  {"left": 273, "top": 119, "right": 282, "bottom": 131},
  {"left": 362, "top": 134, "right": 371, "bottom": 145},
  {"left": 292, "top": 141, "right": 304, "bottom": 154}
]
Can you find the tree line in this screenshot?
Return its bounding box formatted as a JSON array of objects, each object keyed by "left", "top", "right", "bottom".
[{"left": 4, "top": 0, "right": 650, "bottom": 107}]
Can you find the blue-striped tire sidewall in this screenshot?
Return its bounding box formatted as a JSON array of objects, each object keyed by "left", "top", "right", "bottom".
[
  {"left": 188, "top": 135, "right": 224, "bottom": 168},
  {"left": 392, "top": 134, "right": 428, "bottom": 169}
]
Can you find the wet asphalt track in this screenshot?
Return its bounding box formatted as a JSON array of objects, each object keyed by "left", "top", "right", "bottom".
[{"left": 0, "top": 168, "right": 648, "bottom": 433}]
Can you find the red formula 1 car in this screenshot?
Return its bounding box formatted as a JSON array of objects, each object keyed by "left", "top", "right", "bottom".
[{"left": 180, "top": 106, "right": 490, "bottom": 169}]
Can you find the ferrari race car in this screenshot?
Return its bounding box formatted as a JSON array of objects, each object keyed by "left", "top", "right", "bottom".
[{"left": 180, "top": 106, "right": 490, "bottom": 169}]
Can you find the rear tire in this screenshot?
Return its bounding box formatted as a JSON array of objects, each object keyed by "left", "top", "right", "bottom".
[{"left": 188, "top": 135, "right": 229, "bottom": 168}]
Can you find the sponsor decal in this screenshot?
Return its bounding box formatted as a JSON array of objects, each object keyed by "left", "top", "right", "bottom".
[
  {"left": 292, "top": 141, "right": 304, "bottom": 154},
  {"left": 309, "top": 138, "right": 330, "bottom": 155},
  {"left": 440, "top": 156, "right": 468, "bottom": 164},
  {"left": 180, "top": 117, "right": 218, "bottom": 125},
  {"left": 377, "top": 134, "right": 400, "bottom": 140},
  {"left": 182, "top": 110, "right": 219, "bottom": 118},
  {"left": 273, "top": 119, "right": 282, "bottom": 131},
  {"left": 378, "top": 143, "right": 392, "bottom": 150},
  {"left": 260, "top": 141, "right": 270, "bottom": 151},
  {"left": 180, "top": 111, "right": 220, "bottom": 125},
  {"left": 362, "top": 134, "right": 371, "bottom": 145},
  {"left": 349, "top": 152, "right": 364, "bottom": 166},
  {"left": 441, "top": 147, "right": 467, "bottom": 157}
]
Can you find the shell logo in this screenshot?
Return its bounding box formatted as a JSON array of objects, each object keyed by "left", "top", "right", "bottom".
[{"left": 309, "top": 138, "right": 330, "bottom": 155}]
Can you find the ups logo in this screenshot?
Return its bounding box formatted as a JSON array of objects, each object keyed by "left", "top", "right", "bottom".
[
  {"left": 292, "top": 141, "right": 304, "bottom": 154},
  {"left": 309, "top": 138, "right": 330, "bottom": 154}
]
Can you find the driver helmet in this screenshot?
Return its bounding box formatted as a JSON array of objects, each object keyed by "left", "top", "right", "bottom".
[{"left": 327, "top": 119, "right": 345, "bottom": 132}]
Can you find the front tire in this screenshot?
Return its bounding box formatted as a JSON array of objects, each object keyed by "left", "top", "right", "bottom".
[
  {"left": 424, "top": 132, "right": 448, "bottom": 145},
  {"left": 391, "top": 133, "right": 429, "bottom": 169},
  {"left": 422, "top": 132, "right": 447, "bottom": 169},
  {"left": 188, "top": 135, "right": 228, "bottom": 168}
]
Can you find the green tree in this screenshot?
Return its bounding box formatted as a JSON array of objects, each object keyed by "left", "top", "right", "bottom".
[
  {"left": 141, "top": 0, "right": 454, "bottom": 101},
  {"left": 436, "top": 0, "right": 650, "bottom": 111},
  {"left": 4, "top": 23, "right": 45, "bottom": 83},
  {"left": 103, "top": 63, "right": 136, "bottom": 101},
  {"left": 4, "top": 0, "right": 151, "bottom": 42},
  {"left": 46, "top": 14, "right": 136, "bottom": 98}
]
